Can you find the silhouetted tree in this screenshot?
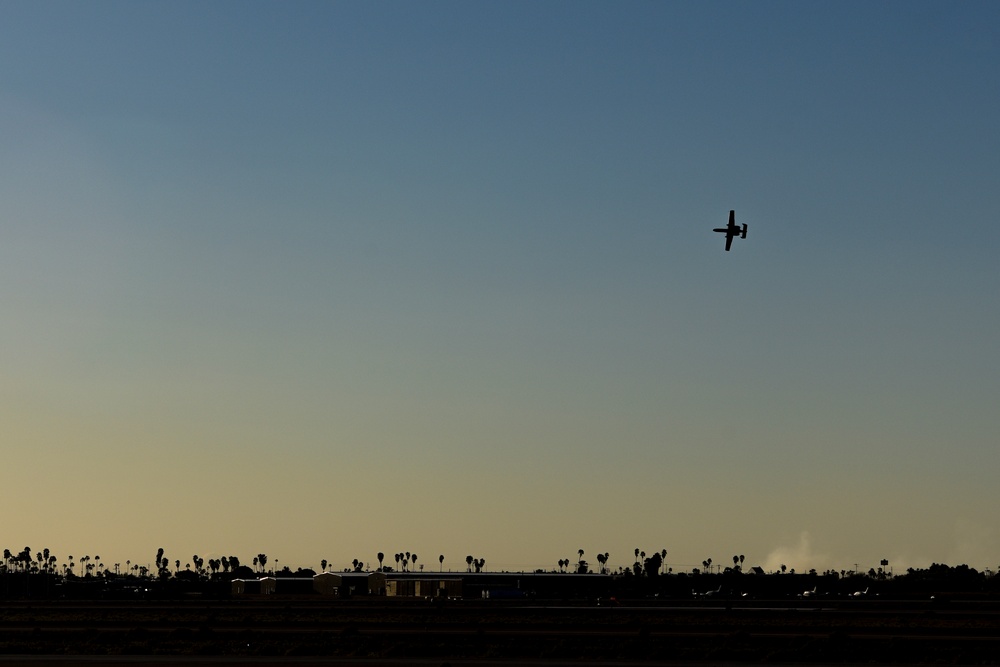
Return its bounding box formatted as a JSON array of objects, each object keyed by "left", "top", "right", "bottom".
[
  {"left": 439, "top": 554, "right": 444, "bottom": 571},
  {"left": 377, "top": 552, "right": 384, "bottom": 571},
  {"left": 153, "top": 553, "right": 164, "bottom": 578},
  {"left": 466, "top": 555, "right": 473, "bottom": 572},
  {"left": 644, "top": 551, "right": 662, "bottom": 577}
]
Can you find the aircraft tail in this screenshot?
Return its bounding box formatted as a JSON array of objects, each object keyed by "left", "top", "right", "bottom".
[{"left": 741, "top": 224, "right": 748, "bottom": 239}]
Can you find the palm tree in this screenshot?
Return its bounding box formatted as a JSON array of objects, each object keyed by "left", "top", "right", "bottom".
[
  {"left": 411, "top": 554, "right": 418, "bottom": 571},
  {"left": 377, "top": 552, "right": 384, "bottom": 571},
  {"left": 257, "top": 553, "right": 268, "bottom": 574},
  {"left": 321, "top": 559, "right": 328, "bottom": 573},
  {"left": 439, "top": 554, "right": 444, "bottom": 571},
  {"left": 466, "top": 555, "right": 473, "bottom": 572}
]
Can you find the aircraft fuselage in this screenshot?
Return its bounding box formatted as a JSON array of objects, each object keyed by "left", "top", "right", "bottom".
[{"left": 714, "top": 210, "right": 747, "bottom": 251}]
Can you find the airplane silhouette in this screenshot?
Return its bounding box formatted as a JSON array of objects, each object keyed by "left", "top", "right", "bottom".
[{"left": 714, "top": 210, "right": 747, "bottom": 251}]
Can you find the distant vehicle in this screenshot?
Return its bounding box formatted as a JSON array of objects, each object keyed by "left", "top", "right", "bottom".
[
  {"left": 713, "top": 210, "right": 748, "bottom": 251},
  {"left": 483, "top": 587, "right": 526, "bottom": 600}
]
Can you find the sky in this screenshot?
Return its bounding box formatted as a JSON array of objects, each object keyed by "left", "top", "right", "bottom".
[{"left": 1, "top": 0, "right": 998, "bottom": 577}]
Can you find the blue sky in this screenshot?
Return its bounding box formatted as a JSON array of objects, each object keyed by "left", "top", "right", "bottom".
[{"left": 1, "top": 0, "right": 998, "bottom": 575}]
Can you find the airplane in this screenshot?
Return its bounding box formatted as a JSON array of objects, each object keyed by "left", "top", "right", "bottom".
[
  {"left": 713, "top": 210, "right": 747, "bottom": 251},
  {"left": 693, "top": 585, "right": 723, "bottom": 598}
]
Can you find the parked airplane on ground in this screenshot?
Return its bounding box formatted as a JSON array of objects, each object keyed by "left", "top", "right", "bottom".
[
  {"left": 714, "top": 210, "right": 747, "bottom": 251},
  {"left": 694, "top": 585, "right": 723, "bottom": 598}
]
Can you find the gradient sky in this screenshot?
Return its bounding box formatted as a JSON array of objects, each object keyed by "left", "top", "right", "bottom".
[{"left": 1, "top": 0, "right": 998, "bottom": 576}]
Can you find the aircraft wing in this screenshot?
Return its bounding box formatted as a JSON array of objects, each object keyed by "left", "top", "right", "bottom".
[
  {"left": 729, "top": 210, "right": 735, "bottom": 226},
  {"left": 724, "top": 233, "right": 733, "bottom": 251}
]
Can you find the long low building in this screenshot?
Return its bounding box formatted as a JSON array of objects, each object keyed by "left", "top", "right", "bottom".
[
  {"left": 383, "top": 571, "right": 613, "bottom": 599},
  {"left": 386, "top": 577, "right": 462, "bottom": 598},
  {"left": 232, "top": 572, "right": 386, "bottom": 596},
  {"left": 232, "top": 571, "right": 612, "bottom": 599}
]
